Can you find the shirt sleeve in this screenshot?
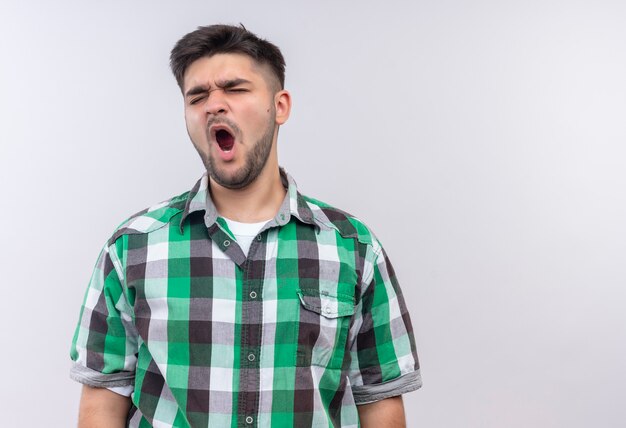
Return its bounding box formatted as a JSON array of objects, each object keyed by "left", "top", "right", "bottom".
[
  {"left": 348, "top": 244, "right": 422, "bottom": 405},
  {"left": 69, "top": 241, "right": 138, "bottom": 388}
]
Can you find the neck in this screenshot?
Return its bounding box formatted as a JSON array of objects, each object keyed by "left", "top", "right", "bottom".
[{"left": 209, "top": 160, "right": 286, "bottom": 223}]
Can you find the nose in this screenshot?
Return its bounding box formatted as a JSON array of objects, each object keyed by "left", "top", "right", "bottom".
[{"left": 205, "top": 89, "right": 228, "bottom": 115}]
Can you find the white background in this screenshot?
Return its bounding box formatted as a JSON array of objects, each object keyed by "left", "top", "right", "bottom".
[{"left": 1, "top": 0, "right": 625, "bottom": 426}]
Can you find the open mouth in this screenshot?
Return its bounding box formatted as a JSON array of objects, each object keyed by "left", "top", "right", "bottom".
[{"left": 215, "top": 129, "right": 235, "bottom": 152}]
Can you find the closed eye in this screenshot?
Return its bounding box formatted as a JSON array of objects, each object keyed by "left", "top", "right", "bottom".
[{"left": 189, "top": 95, "right": 207, "bottom": 105}]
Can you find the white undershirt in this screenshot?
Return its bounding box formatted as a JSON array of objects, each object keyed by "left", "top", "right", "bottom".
[
  {"left": 222, "top": 217, "right": 269, "bottom": 256},
  {"left": 106, "top": 217, "right": 270, "bottom": 397}
]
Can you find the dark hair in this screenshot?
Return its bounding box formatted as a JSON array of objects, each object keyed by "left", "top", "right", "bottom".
[{"left": 170, "top": 24, "right": 286, "bottom": 91}]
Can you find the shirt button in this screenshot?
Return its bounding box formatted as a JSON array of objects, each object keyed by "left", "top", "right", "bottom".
[
  {"left": 324, "top": 306, "right": 332, "bottom": 314},
  {"left": 247, "top": 353, "right": 255, "bottom": 362},
  {"left": 249, "top": 291, "right": 257, "bottom": 299},
  {"left": 223, "top": 240, "right": 230, "bottom": 247},
  {"left": 256, "top": 234, "right": 262, "bottom": 241},
  {"left": 245, "top": 416, "right": 253, "bottom": 424}
]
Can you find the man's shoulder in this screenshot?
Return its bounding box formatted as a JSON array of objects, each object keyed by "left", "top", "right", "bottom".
[
  {"left": 106, "top": 190, "right": 190, "bottom": 246},
  {"left": 301, "top": 194, "right": 380, "bottom": 249}
]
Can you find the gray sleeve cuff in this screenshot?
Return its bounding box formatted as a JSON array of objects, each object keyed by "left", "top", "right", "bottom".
[
  {"left": 352, "top": 370, "right": 422, "bottom": 405},
  {"left": 70, "top": 363, "right": 135, "bottom": 388}
]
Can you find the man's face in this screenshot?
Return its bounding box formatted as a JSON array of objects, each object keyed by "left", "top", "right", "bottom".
[{"left": 183, "top": 53, "right": 287, "bottom": 189}]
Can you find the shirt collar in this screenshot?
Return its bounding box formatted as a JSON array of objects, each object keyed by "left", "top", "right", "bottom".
[{"left": 179, "top": 168, "right": 317, "bottom": 232}]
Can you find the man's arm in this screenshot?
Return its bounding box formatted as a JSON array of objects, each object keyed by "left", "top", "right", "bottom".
[
  {"left": 78, "top": 385, "right": 131, "bottom": 428},
  {"left": 357, "top": 396, "right": 406, "bottom": 428}
]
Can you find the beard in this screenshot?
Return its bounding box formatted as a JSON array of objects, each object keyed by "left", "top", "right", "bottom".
[{"left": 196, "top": 108, "right": 277, "bottom": 190}]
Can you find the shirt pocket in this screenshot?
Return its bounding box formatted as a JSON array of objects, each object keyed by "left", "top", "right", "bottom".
[{"left": 295, "top": 288, "right": 356, "bottom": 368}]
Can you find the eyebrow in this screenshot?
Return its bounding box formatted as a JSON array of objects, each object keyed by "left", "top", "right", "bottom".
[
  {"left": 185, "top": 85, "right": 210, "bottom": 98},
  {"left": 185, "top": 78, "right": 252, "bottom": 99},
  {"left": 216, "top": 78, "right": 252, "bottom": 89}
]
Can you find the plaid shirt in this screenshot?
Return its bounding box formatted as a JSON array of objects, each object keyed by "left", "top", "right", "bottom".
[{"left": 70, "top": 170, "right": 421, "bottom": 427}]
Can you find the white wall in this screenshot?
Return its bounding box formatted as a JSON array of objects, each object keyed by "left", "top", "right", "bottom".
[{"left": 1, "top": 0, "right": 625, "bottom": 426}]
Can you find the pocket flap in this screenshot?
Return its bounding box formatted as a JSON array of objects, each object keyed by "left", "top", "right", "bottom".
[{"left": 296, "top": 288, "right": 355, "bottom": 318}]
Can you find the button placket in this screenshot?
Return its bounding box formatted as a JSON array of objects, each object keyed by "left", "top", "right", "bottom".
[{"left": 238, "top": 247, "right": 262, "bottom": 422}]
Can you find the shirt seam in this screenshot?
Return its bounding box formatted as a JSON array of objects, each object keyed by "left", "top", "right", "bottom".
[{"left": 360, "top": 240, "right": 383, "bottom": 294}]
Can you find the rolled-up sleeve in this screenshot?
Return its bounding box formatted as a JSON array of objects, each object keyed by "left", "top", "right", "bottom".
[
  {"left": 348, "top": 244, "right": 422, "bottom": 405},
  {"left": 70, "top": 241, "right": 138, "bottom": 388}
]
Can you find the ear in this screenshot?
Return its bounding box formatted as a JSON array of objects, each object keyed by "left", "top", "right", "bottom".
[{"left": 274, "top": 90, "right": 292, "bottom": 125}]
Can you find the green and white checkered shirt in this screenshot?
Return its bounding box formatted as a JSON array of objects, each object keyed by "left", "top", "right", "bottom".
[{"left": 70, "top": 169, "right": 421, "bottom": 427}]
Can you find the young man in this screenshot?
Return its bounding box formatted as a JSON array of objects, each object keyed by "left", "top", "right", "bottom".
[{"left": 70, "top": 24, "right": 421, "bottom": 428}]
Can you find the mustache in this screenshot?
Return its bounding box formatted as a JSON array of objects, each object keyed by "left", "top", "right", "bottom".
[{"left": 206, "top": 117, "right": 242, "bottom": 136}]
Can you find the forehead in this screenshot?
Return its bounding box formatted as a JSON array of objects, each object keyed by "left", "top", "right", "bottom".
[{"left": 183, "top": 53, "right": 270, "bottom": 90}]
